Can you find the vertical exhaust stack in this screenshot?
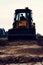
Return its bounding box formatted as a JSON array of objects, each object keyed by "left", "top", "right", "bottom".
[{"left": 8, "top": 7, "right": 36, "bottom": 41}]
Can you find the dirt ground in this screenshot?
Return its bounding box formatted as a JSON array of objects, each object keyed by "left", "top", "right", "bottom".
[{"left": 0, "top": 38, "right": 43, "bottom": 65}]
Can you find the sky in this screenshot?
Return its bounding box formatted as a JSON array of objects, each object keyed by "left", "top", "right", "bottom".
[{"left": 0, "top": 0, "right": 43, "bottom": 35}]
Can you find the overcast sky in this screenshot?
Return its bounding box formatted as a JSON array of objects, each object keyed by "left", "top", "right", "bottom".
[{"left": 0, "top": 0, "right": 43, "bottom": 35}]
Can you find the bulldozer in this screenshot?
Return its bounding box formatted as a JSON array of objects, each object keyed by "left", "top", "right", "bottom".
[{"left": 8, "top": 7, "right": 36, "bottom": 41}]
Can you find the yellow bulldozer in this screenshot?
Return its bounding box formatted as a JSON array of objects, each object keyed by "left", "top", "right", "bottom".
[{"left": 8, "top": 7, "right": 36, "bottom": 41}]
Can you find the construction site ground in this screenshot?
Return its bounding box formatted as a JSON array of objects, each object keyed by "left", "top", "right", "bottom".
[{"left": 0, "top": 38, "right": 43, "bottom": 65}]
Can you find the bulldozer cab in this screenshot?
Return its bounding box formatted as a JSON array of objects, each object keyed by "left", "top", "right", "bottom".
[
  {"left": 14, "top": 7, "right": 32, "bottom": 22},
  {"left": 13, "top": 7, "right": 33, "bottom": 28}
]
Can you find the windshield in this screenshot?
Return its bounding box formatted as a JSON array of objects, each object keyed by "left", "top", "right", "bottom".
[{"left": 16, "top": 13, "right": 26, "bottom": 21}]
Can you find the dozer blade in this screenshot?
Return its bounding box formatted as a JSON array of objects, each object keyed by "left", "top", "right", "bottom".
[
  {"left": 8, "top": 28, "right": 36, "bottom": 41},
  {"left": 8, "top": 34, "right": 36, "bottom": 41}
]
